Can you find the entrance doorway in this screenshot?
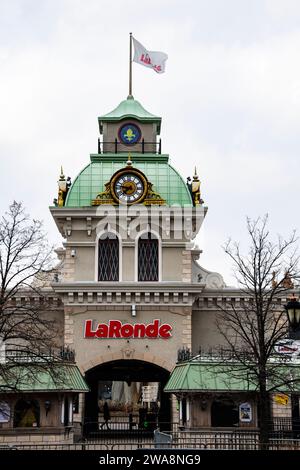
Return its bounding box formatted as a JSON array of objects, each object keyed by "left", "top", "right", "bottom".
[{"left": 84, "top": 359, "right": 171, "bottom": 435}]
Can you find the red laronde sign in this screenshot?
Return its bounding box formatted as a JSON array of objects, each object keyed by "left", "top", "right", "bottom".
[{"left": 84, "top": 319, "right": 172, "bottom": 339}]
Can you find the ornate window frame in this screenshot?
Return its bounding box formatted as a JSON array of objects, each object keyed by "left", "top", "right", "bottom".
[
  {"left": 135, "top": 229, "right": 161, "bottom": 282},
  {"left": 95, "top": 229, "right": 122, "bottom": 282}
]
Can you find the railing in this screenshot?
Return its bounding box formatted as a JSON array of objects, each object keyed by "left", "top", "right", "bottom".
[
  {"left": 3, "top": 346, "right": 75, "bottom": 363},
  {"left": 81, "top": 420, "right": 300, "bottom": 448},
  {"left": 176, "top": 346, "right": 299, "bottom": 363},
  {"left": 269, "top": 417, "right": 300, "bottom": 439},
  {"left": 177, "top": 346, "right": 260, "bottom": 363},
  {"left": 2, "top": 436, "right": 300, "bottom": 451},
  {"left": 97, "top": 139, "right": 162, "bottom": 154},
  {"left": 2, "top": 419, "right": 300, "bottom": 450},
  {"left": 83, "top": 420, "right": 166, "bottom": 440}
]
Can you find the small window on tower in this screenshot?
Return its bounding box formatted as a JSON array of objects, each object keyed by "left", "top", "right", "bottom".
[
  {"left": 138, "top": 233, "right": 159, "bottom": 281},
  {"left": 98, "top": 234, "right": 119, "bottom": 281}
]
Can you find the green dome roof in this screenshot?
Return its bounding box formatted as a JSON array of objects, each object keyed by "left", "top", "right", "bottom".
[
  {"left": 98, "top": 96, "right": 161, "bottom": 134},
  {"left": 65, "top": 156, "right": 192, "bottom": 207}
]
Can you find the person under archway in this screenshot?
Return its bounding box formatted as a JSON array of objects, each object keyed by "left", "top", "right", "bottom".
[{"left": 100, "top": 401, "right": 111, "bottom": 430}]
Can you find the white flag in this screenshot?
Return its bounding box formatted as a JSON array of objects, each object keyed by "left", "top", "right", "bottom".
[{"left": 132, "top": 37, "right": 168, "bottom": 74}]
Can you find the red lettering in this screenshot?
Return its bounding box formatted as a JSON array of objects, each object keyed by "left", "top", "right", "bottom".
[
  {"left": 96, "top": 323, "right": 108, "bottom": 338},
  {"left": 133, "top": 323, "right": 146, "bottom": 338},
  {"left": 121, "top": 324, "right": 134, "bottom": 337},
  {"left": 140, "top": 53, "right": 152, "bottom": 65},
  {"left": 159, "top": 324, "right": 172, "bottom": 338},
  {"left": 108, "top": 320, "right": 122, "bottom": 338},
  {"left": 84, "top": 320, "right": 172, "bottom": 339},
  {"left": 84, "top": 320, "right": 96, "bottom": 338},
  {"left": 145, "top": 319, "right": 159, "bottom": 338}
]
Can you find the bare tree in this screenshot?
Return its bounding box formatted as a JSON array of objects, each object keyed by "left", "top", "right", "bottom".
[
  {"left": 0, "top": 201, "right": 61, "bottom": 394},
  {"left": 217, "top": 215, "right": 299, "bottom": 446}
]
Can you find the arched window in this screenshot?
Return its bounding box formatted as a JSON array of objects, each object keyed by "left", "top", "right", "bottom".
[
  {"left": 211, "top": 397, "right": 238, "bottom": 427},
  {"left": 138, "top": 233, "right": 159, "bottom": 281},
  {"left": 98, "top": 234, "right": 119, "bottom": 281},
  {"left": 14, "top": 399, "right": 40, "bottom": 427}
]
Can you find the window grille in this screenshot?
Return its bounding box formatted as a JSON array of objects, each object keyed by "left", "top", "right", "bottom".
[
  {"left": 138, "top": 234, "right": 159, "bottom": 281},
  {"left": 98, "top": 235, "right": 119, "bottom": 281}
]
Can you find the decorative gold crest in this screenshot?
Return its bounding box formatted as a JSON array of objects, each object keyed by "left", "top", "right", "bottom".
[{"left": 91, "top": 158, "right": 165, "bottom": 206}]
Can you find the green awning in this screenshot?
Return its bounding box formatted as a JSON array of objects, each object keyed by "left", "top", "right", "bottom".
[
  {"left": 0, "top": 364, "right": 89, "bottom": 393},
  {"left": 164, "top": 360, "right": 300, "bottom": 393}
]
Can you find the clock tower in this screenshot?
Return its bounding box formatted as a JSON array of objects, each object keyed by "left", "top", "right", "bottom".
[{"left": 50, "top": 95, "right": 224, "bottom": 431}]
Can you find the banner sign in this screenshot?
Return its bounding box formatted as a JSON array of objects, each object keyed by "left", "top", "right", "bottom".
[
  {"left": 0, "top": 402, "right": 10, "bottom": 423},
  {"left": 273, "top": 393, "right": 289, "bottom": 406},
  {"left": 239, "top": 402, "right": 252, "bottom": 423},
  {"left": 142, "top": 384, "right": 159, "bottom": 402},
  {"left": 84, "top": 319, "right": 172, "bottom": 339},
  {"left": 274, "top": 339, "right": 300, "bottom": 357}
]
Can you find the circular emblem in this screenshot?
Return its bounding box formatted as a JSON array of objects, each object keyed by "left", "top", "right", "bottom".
[{"left": 118, "top": 123, "right": 141, "bottom": 145}]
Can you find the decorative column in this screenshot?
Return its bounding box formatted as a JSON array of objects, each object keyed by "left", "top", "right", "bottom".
[
  {"left": 64, "top": 307, "right": 74, "bottom": 346},
  {"left": 182, "top": 250, "right": 192, "bottom": 282}
]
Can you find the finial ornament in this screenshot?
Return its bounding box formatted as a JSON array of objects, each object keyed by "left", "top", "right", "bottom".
[
  {"left": 126, "top": 153, "right": 133, "bottom": 167},
  {"left": 59, "top": 166, "right": 65, "bottom": 181},
  {"left": 186, "top": 166, "right": 203, "bottom": 206},
  {"left": 282, "top": 271, "right": 294, "bottom": 289},
  {"left": 272, "top": 270, "right": 294, "bottom": 289},
  {"left": 57, "top": 166, "right": 71, "bottom": 207}
]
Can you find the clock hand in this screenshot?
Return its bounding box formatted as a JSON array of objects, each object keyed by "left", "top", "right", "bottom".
[
  {"left": 121, "top": 183, "right": 134, "bottom": 194},
  {"left": 121, "top": 185, "right": 130, "bottom": 194}
]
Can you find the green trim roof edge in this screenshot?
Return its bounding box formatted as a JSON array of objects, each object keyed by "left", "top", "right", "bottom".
[
  {"left": 0, "top": 364, "right": 89, "bottom": 393},
  {"left": 164, "top": 361, "right": 300, "bottom": 393},
  {"left": 90, "top": 153, "right": 169, "bottom": 163}
]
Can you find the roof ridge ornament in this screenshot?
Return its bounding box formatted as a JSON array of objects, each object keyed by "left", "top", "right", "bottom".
[
  {"left": 59, "top": 166, "right": 65, "bottom": 181},
  {"left": 56, "top": 167, "right": 71, "bottom": 207},
  {"left": 126, "top": 153, "right": 133, "bottom": 167},
  {"left": 186, "top": 166, "right": 204, "bottom": 206},
  {"left": 194, "top": 166, "right": 199, "bottom": 180}
]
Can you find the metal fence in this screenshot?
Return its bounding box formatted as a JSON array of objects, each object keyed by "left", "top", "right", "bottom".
[
  {"left": 3, "top": 346, "right": 75, "bottom": 363},
  {"left": 1, "top": 428, "right": 300, "bottom": 451},
  {"left": 2, "top": 418, "right": 300, "bottom": 451},
  {"left": 1, "top": 439, "right": 300, "bottom": 451},
  {"left": 97, "top": 139, "right": 162, "bottom": 154}
]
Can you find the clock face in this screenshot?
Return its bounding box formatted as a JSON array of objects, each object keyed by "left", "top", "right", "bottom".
[
  {"left": 112, "top": 172, "right": 146, "bottom": 204},
  {"left": 118, "top": 123, "right": 141, "bottom": 145}
]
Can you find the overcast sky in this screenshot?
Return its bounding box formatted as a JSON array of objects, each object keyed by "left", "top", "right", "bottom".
[{"left": 1, "top": 0, "right": 300, "bottom": 285}]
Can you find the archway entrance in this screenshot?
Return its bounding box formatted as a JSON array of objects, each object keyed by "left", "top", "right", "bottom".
[{"left": 84, "top": 359, "right": 171, "bottom": 436}]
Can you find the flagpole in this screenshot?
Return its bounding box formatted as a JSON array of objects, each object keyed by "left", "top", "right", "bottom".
[{"left": 129, "top": 32, "right": 133, "bottom": 98}]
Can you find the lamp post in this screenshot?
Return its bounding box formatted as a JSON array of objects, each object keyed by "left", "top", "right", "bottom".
[{"left": 284, "top": 297, "right": 300, "bottom": 340}]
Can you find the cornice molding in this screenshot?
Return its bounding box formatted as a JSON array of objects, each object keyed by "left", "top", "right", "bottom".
[
  {"left": 193, "top": 287, "right": 300, "bottom": 310},
  {"left": 52, "top": 281, "right": 206, "bottom": 307}
]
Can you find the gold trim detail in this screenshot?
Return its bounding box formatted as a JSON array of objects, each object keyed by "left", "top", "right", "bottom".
[
  {"left": 91, "top": 164, "right": 166, "bottom": 206},
  {"left": 110, "top": 168, "right": 148, "bottom": 205}
]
